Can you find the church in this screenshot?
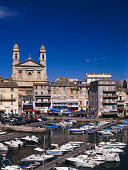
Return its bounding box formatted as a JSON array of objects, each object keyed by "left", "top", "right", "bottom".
[{"left": 11, "top": 44, "right": 47, "bottom": 96}]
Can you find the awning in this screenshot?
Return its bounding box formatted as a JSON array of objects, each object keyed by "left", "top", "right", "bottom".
[{"left": 24, "top": 109, "right": 35, "bottom": 112}]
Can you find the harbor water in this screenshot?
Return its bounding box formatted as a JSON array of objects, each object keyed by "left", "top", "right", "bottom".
[{"left": 0, "top": 126, "right": 128, "bottom": 169}]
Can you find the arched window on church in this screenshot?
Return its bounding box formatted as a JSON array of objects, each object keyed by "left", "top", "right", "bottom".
[
  {"left": 37, "top": 71, "right": 41, "bottom": 79},
  {"left": 15, "top": 53, "right": 17, "bottom": 59},
  {"left": 42, "top": 54, "right": 44, "bottom": 60},
  {"left": 19, "top": 70, "right": 22, "bottom": 79},
  {"left": 28, "top": 72, "right": 32, "bottom": 75}
]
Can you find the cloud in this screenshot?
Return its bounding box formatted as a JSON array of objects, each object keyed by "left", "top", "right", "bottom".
[
  {"left": 93, "top": 57, "right": 106, "bottom": 61},
  {"left": 85, "top": 59, "right": 90, "bottom": 63},
  {"left": 85, "top": 56, "right": 106, "bottom": 63},
  {"left": 0, "top": 6, "right": 18, "bottom": 18}
]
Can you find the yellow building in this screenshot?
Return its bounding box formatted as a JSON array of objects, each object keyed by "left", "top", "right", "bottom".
[{"left": 0, "top": 82, "right": 19, "bottom": 114}]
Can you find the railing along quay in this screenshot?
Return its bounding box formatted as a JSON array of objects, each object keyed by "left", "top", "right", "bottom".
[
  {"left": 36, "top": 143, "right": 94, "bottom": 170},
  {"left": 0, "top": 133, "right": 27, "bottom": 143}
]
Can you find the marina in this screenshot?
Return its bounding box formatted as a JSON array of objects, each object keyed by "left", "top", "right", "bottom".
[{"left": 0, "top": 118, "right": 128, "bottom": 169}]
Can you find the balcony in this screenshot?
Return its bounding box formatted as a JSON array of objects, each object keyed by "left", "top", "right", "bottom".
[
  {"left": 35, "top": 94, "right": 51, "bottom": 98},
  {"left": 102, "top": 100, "right": 117, "bottom": 105},
  {"left": 103, "top": 94, "right": 118, "bottom": 99},
  {"left": 103, "top": 90, "right": 116, "bottom": 93},
  {"left": 117, "top": 100, "right": 124, "bottom": 106},
  {"left": 0, "top": 98, "right": 16, "bottom": 102}
]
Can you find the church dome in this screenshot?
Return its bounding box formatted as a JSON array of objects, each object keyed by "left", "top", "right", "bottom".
[
  {"left": 40, "top": 45, "right": 46, "bottom": 51},
  {"left": 13, "top": 44, "right": 19, "bottom": 51}
]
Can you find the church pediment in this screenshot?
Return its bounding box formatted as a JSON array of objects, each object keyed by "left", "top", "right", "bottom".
[{"left": 15, "top": 58, "right": 44, "bottom": 67}]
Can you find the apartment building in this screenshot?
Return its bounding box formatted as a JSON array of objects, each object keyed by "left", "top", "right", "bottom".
[
  {"left": 0, "top": 82, "right": 19, "bottom": 114},
  {"left": 89, "top": 80, "right": 117, "bottom": 117},
  {"left": 33, "top": 77, "right": 89, "bottom": 112},
  {"left": 85, "top": 72, "right": 112, "bottom": 84}
]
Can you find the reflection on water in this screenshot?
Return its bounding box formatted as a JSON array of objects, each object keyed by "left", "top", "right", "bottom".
[{"left": 0, "top": 127, "right": 128, "bottom": 169}]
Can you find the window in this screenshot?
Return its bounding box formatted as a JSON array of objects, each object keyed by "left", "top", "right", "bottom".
[
  {"left": 41, "top": 92, "right": 43, "bottom": 94},
  {"left": 71, "top": 90, "right": 73, "bottom": 94},
  {"left": 11, "top": 94, "right": 13, "bottom": 99},
  {"left": 15, "top": 53, "right": 17, "bottom": 59},
  {"left": 28, "top": 72, "right": 32, "bottom": 75},
  {"left": 42, "top": 54, "right": 44, "bottom": 59},
  {"left": 10, "top": 88, "right": 14, "bottom": 92},
  {"left": 70, "top": 96, "right": 74, "bottom": 99}
]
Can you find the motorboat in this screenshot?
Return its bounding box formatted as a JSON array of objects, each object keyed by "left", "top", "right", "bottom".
[
  {"left": 60, "top": 143, "right": 79, "bottom": 151},
  {"left": 18, "top": 161, "right": 40, "bottom": 169},
  {"left": 55, "top": 167, "right": 77, "bottom": 170},
  {"left": 85, "top": 149, "right": 120, "bottom": 162},
  {"left": 66, "top": 157, "right": 96, "bottom": 168},
  {"left": 1, "top": 165, "right": 22, "bottom": 170},
  {"left": 78, "top": 153, "right": 105, "bottom": 165},
  {"left": 21, "top": 154, "right": 54, "bottom": 162},
  {"left": 69, "top": 128, "right": 85, "bottom": 134},
  {"left": 46, "top": 149, "right": 63, "bottom": 156},
  {"left": 0, "top": 143, "right": 8, "bottom": 151},
  {"left": 97, "top": 129, "right": 114, "bottom": 136},
  {"left": 1, "top": 159, "right": 22, "bottom": 170},
  {"left": 21, "top": 135, "right": 40, "bottom": 145},
  {"left": 4, "top": 138, "right": 24, "bottom": 148},
  {"left": 95, "top": 145, "right": 123, "bottom": 154},
  {"left": 98, "top": 139, "right": 126, "bottom": 149}
]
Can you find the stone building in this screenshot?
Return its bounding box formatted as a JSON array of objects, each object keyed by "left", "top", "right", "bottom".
[
  {"left": 85, "top": 72, "right": 112, "bottom": 84},
  {"left": 11, "top": 44, "right": 47, "bottom": 96},
  {"left": 89, "top": 80, "right": 117, "bottom": 117},
  {"left": 33, "top": 77, "right": 89, "bottom": 112},
  {"left": 0, "top": 82, "right": 19, "bottom": 114},
  {"left": 33, "top": 83, "right": 51, "bottom": 113}
]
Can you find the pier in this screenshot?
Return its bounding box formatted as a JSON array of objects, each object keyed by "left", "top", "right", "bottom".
[
  {"left": 0, "top": 133, "right": 27, "bottom": 143},
  {"left": 37, "top": 143, "right": 94, "bottom": 170},
  {"left": 0, "top": 124, "right": 47, "bottom": 133}
]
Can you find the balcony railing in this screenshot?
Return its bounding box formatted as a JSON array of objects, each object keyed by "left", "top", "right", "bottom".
[
  {"left": 103, "top": 94, "right": 118, "bottom": 98},
  {"left": 0, "top": 98, "right": 15, "bottom": 102},
  {"left": 103, "top": 100, "right": 117, "bottom": 105}
]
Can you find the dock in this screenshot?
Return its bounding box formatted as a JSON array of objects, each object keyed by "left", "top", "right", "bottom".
[
  {"left": 0, "top": 133, "right": 27, "bottom": 142},
  {"left": 36, "top": 143, "right": 94, "bottom": 170},
  {"left": 0, "top": 124, "right": 47, "bottom": 133}
]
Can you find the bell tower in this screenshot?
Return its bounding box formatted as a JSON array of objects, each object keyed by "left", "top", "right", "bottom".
[
  {"left": 12, "top": 44, "right": 20, "bottom": 78},
  {"left": 39, "top": 45, "right": 47, "bottom": 81}
]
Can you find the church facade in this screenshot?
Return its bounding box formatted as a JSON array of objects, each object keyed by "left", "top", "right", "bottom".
[{"left": 11, "top": 44, "right": 47, "bottom": 96}]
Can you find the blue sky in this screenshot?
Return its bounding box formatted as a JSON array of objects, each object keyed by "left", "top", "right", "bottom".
[{"left": 0, "top": 0, "right": 127, "bottom": 81}]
